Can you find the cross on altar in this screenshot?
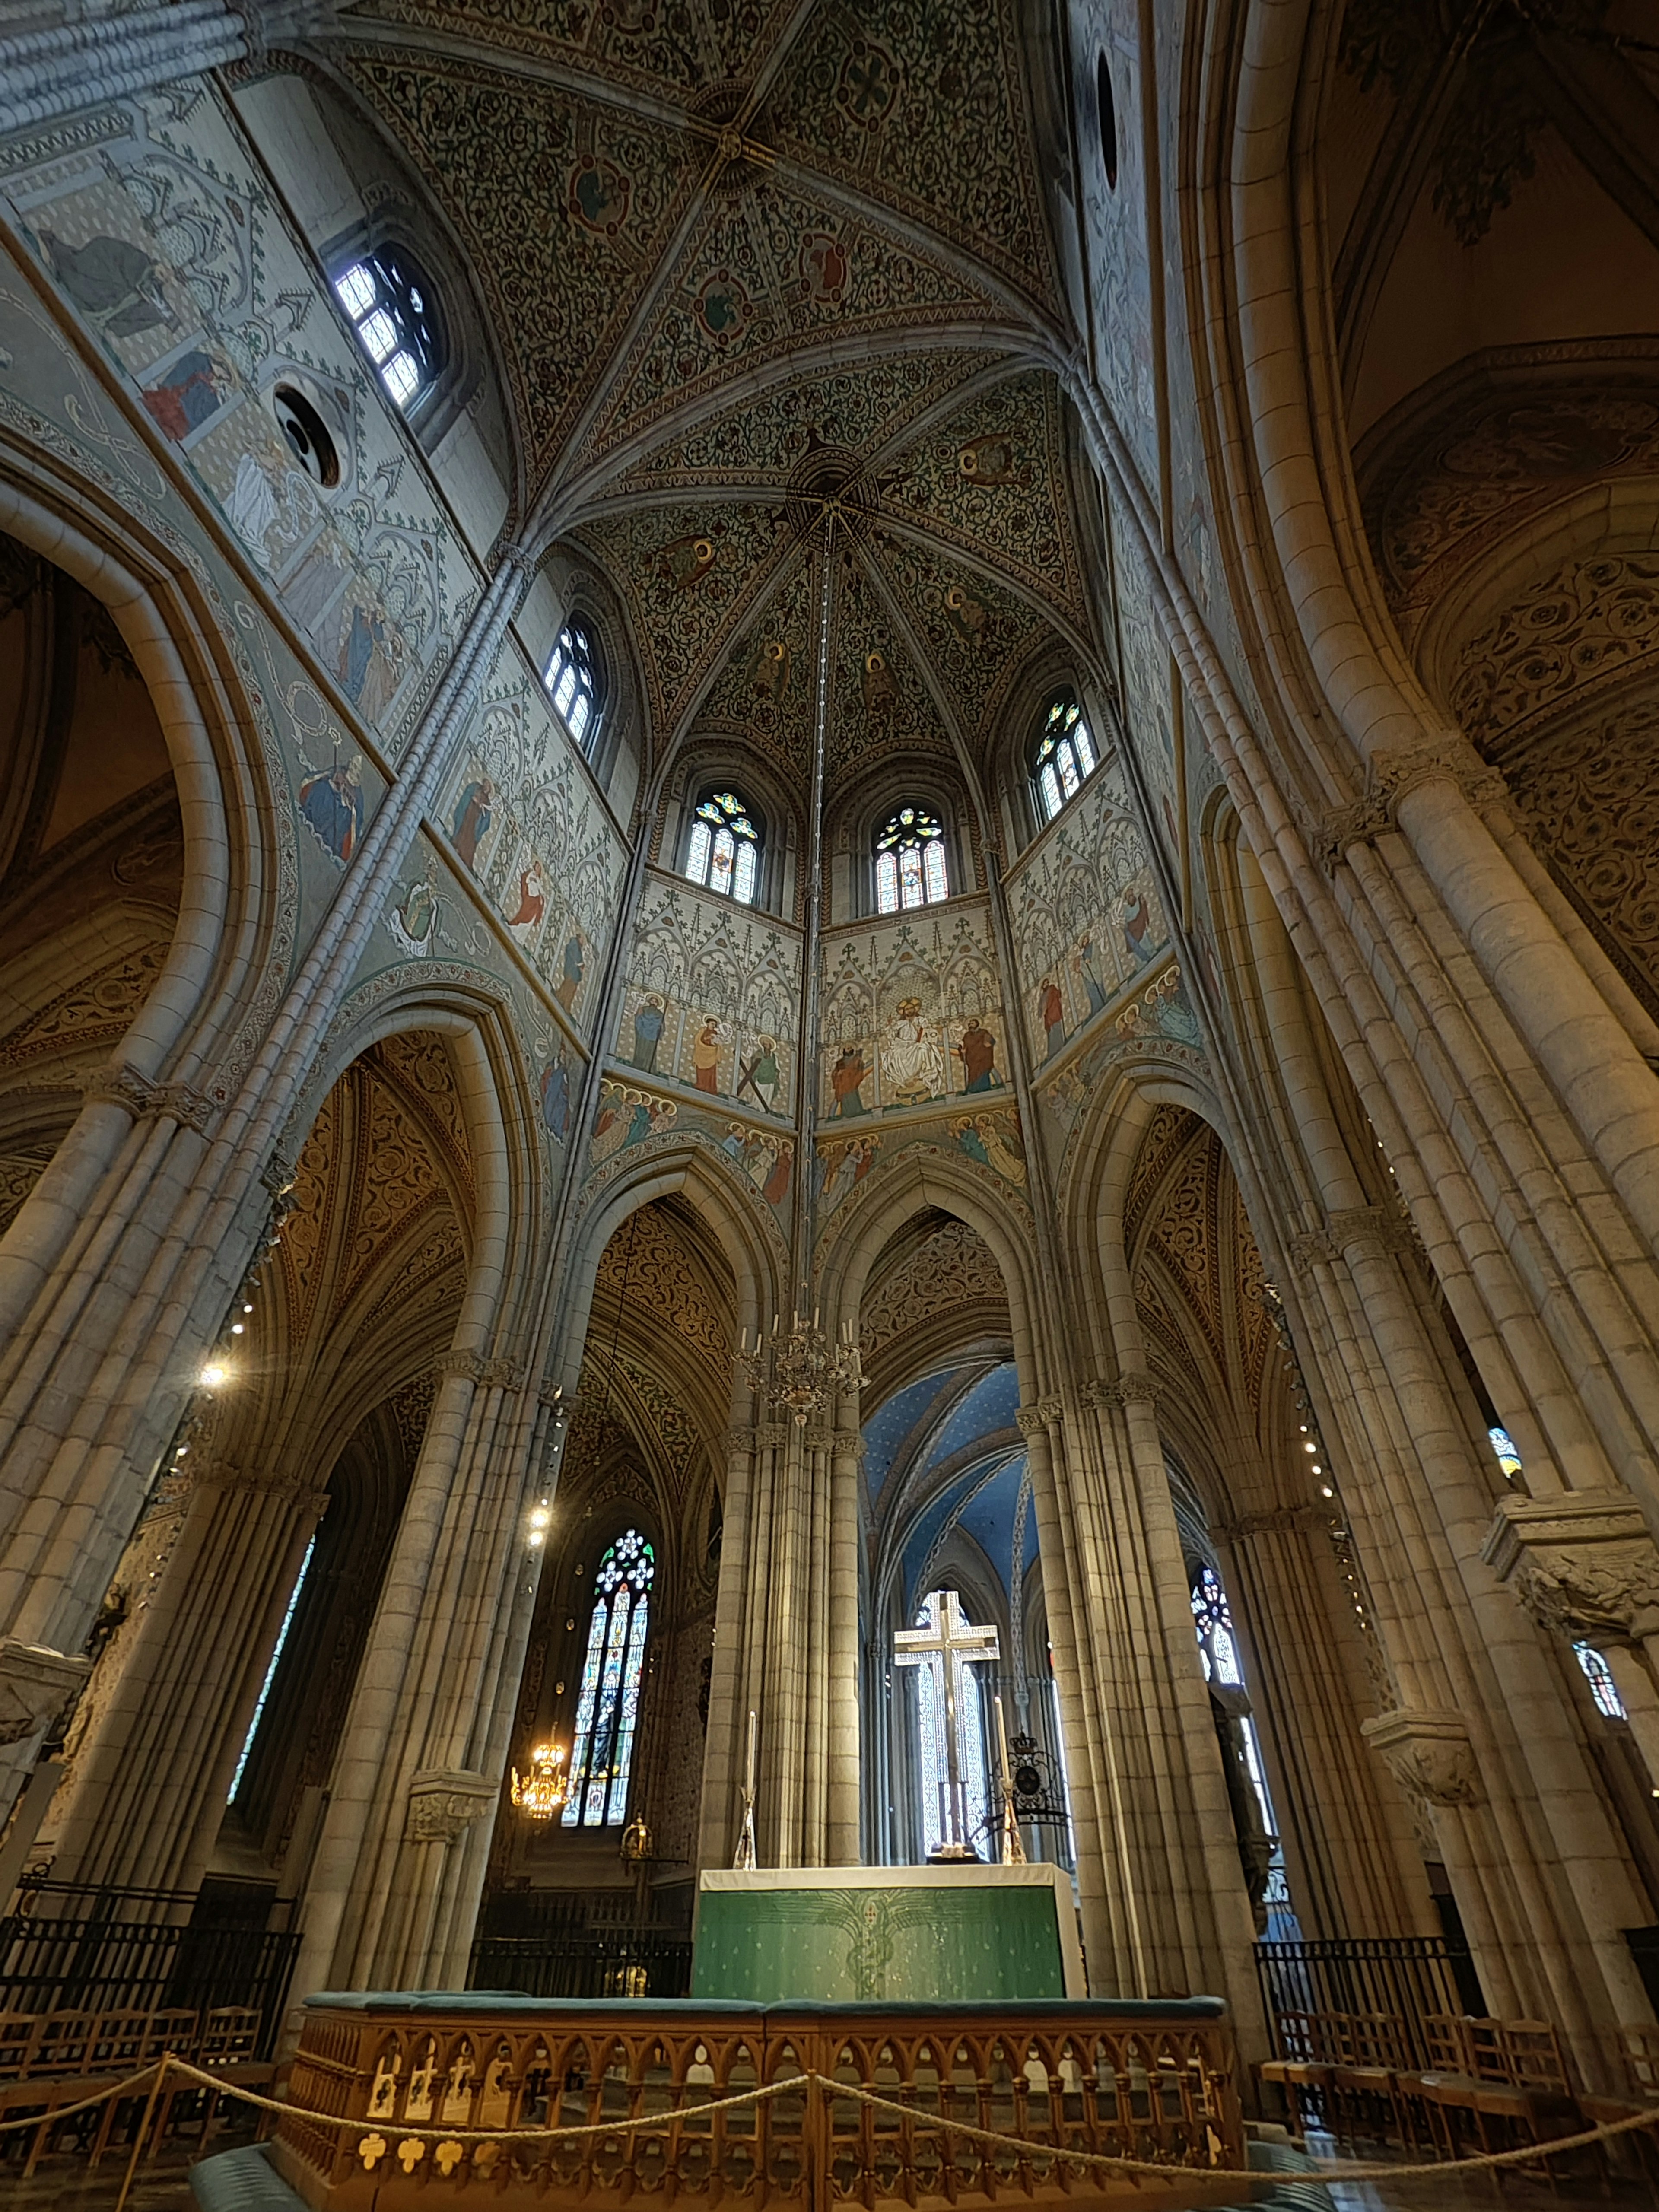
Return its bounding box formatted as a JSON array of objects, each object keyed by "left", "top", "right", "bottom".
[{"left": 895, "top": 1589, "right": 1000, "bottom": 1860}]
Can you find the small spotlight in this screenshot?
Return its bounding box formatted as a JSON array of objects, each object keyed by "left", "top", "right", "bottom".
[
  {"left": 1321, "top": 1485, "right": 1334, "bottom": 1498},
  {"left": 231, "top": 1324, "right": 244, "bottom": 1335},
  {"left": 1303, "top": 1442, "right": 1316, "bottom": 1454},
  {"left": 200, "top": 1363, "right": 227, "bottom": 1388},
  {"left": 242, "top": 1303, "right": 253, "bottom": 1314}
]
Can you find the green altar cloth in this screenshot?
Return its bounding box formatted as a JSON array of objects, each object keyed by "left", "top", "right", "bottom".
[{"left": 692, "top": 1865, "right": 1084, "bottom": 2004}]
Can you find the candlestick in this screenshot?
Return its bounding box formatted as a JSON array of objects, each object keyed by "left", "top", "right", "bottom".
[
  {"left": 994, "top": 1694, "right": 1027, "bottom": 1865},
  {"left": 745, "top": 1708, "right": 756, "bottom": 1798}
]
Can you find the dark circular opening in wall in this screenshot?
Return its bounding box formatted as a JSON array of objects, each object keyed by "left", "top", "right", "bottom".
[
  {"left": 273, "top": 385, "right": 340, "bottom": 488},
  {"left": 1097, "top": 54, "right": 1119, "bottom": 193}
]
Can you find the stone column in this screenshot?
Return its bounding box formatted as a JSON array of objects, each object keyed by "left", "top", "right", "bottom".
[
  {"left": 826, "top": 1411, "right": 864, "bottom": 1863},
  {"left": 289, "top": 1350, "right": 544, "bottom": 1996},
  {"left": 698, "top": 1417, "right": 760, "bottom": 1875},
  {"left": 45, "top": 1454, "right": 328, "bottom": 1897}
]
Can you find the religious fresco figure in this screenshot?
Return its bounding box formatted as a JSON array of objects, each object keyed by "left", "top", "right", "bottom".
[
  {"left": 749, "top": 637, "right": 790, "bottom": 701},
  {"left": 506, "top": 866, "right": 545, "bottom": 931},
  {"left": 556, "top": 931, "right": 586, "bottom": 1013},
  {"left": 830, "top": 1041, "right": 868, "bottom": 1116},
  {"left": 954, "top": 1017, "right": 1000, "bottom": 1093},
  {"left": 861, "top": 649, "right": 898, "bottom": 713},
  {"left": 297, "top": 756, "right": 364, "bottom": 865},
  {"left": 1076, "top": 934, "right": 1110, "bottom": 1017},
  {"left": 763, "top": 1140, "right": 793, "bottom": 1208},
  {"left": 881, "top": 996, "right": 944, "bottom": 1107},
  {"left": 1039, "top": 976, "right": 1066, "bottom": 1057},
  {"left": 451, "top": 775, "right": 494, "bottom": 870},
  {"left": 539, "top": 1052, "right": 571, "bottom": 1143},
  {"left": 736, "top": 1034, "right": 781, "bottom": 1112},
  {"left": 40, "top": 230, "right": 173, "bottom": 337},
  {"left": 629, "top": 995, "right": 665, "bottom": 1072},
  {"left": 1120, "top": 887, "right": 1156, "bottom": 967},
  {"left": 691, "top": 1017, "right": 724, "bottom": 1093},
  {"left": 141, "top": 349, "right": 225, "bottom": 441}
]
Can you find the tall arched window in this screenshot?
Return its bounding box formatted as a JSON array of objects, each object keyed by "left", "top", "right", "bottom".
[
  {"left": 563, "top": 1529, "right": 654, "bottom": 1827},
  {"left": 685, "top": 788, "right": 760, "bottom": 906},
  {"left": 544, "top": 619, "right": 601, "bottom": 751},
  {"left": 875, "top": 804, "right": 948, "bottom": 913},
  {"left": 1192, "top": 1561, "right": 1297, "bottom": 1936},
  {"left": 333, "top": 247, "right": 443, "bottom": 412},
  {"left": 1032, "top": 692, "right": 1097, "bottom": 822},
  {"left": 905, "top": 1588, "right": 992, "bottom": 1860}
]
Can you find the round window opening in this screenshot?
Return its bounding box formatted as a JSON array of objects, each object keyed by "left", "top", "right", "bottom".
[
  {"left": 1097, "top": 54, "right": 1119, "bottom": 193},
  {"left": 273, "top": 385, "right": 340, "bottom": 489}
]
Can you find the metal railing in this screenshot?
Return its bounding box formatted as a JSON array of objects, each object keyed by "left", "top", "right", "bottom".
[
  {"left": 1255, "top": 1935, "right": 1483, "bottom": 2070},
  {"left": 470, "top": 1926, "right": 692, "bottom": 1999},
  {"left": 0, "top": 1912, "right": 301, "bottom": 2058}
]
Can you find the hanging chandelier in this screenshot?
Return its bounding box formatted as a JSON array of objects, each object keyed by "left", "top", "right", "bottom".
[
  {"left": 738, "top": 1310, "right": 863, "bottom": 1426},
  {"left": 510, "top": 1741, "right": 568, "bottom": 1820}
]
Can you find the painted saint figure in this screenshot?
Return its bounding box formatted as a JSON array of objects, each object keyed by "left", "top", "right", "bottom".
[
  {"left": 557, "top": 933, "right": 586, "bottom": 1013},
  {"left": 1039, "top": 977, "right": 1066, "bottom": 1058},
  {"left": 1076, "top": 934, "right": 1109, "bottom": 1017},
  {"left": 830, "top": 1042, "right": 868, "bottom": 1116},
  {"left": 955, "top": 1018, "right": 1000, "bottom": 1093},
  {"left": 539, "top": 1054, "right": 571, "bottom": 1143},
  {"left": 297, "top": 756, "right": 364, "bottom": 865},
  {"left": 736, "top": 1034, "right": 781, "bottom": 1112},
  {"left": 451, "top": 776, "right": 494, "bottom": 870},
  {"left": 506, "top": 867, "right": 545, "bottom": 930},
  {"left": 882, "top": 997, "right": 944, "bottom": 1107},
  {"left": 630, "top": 995, "right": 665, "bottom": 1073},
  {"left": 692, "top": 1017, "right": 723, "bottom": 1093}
]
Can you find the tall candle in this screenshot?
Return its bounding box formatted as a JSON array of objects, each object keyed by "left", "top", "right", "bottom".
[{"left": 745, "top": 1709, "right": 756, "bottom": 1799}]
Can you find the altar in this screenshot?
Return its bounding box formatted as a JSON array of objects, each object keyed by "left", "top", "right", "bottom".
[{"left": 692, "top": 1863, "right": 1085, "bottom": 2003}]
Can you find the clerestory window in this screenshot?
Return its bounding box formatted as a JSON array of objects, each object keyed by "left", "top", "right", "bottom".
[
  {"left": 334, "top": 248, "right": 443, "bottom": 413},
  {"left": 544, "top": 619, "right": 602, "bottom": 752},
  {"left": 686, "top": 788, "right": 760, "bottom": 906},
  {"left": 1032, "top": 692, "right": 1097, "bottom": 823},
  {"left": 875, "top": 804, "right": 948, "bottom": 913}
]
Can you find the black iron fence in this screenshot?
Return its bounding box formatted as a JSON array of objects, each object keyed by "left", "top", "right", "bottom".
[
  {"left": 1255, "top": 1935, "right": 1484, "bottom": 2070},
  {"left": 0, "top": 1898, "right": 301, "bottom": 2058},
  {"left": 470, "top": 1926, "right": 692, "bottom": 2000}
]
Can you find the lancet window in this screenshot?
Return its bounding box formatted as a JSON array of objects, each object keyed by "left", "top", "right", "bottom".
[
  {"left": 875, "top": 805, "right": 948, "bottom": 913},
  {"left": 543, "top": 620, "right": 601, "bottom": 751},
  {"left": 1032, "top": 693, "right": 1097, "bottom": 822},
  {"left": 333, "top": 248, "right": 442, "bottom": 412},
  {"left": 1575, "top": 1642, "right": 1627, "bottom": 1720},
  {"left": 563, "top": 1529, "right": 654, "bottom": 1827},
  {"left": 1192, "top": 1561, "right": 1297, "bottom": 1934},
  {"left": 685, "top": 789, "right": 760, "bottom": 906},
  {"left": 227, "top": 1533, "right": 316, "bottom": 1804}
]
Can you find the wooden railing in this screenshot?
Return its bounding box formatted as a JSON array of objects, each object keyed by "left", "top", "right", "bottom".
[{"left": 270, "top": 1994, "right": 1243, "bottom": 2209}]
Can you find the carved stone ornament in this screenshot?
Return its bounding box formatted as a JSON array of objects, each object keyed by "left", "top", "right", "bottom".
[
  {"left": 0, "top": 1639, "right": 91, "bottom": 1747},
  {"left": 753, "top": 1422, "right": 788, "bottom": 1450},
  {"left": 404, "top": 1768, "right": 498, "bottom": 1844},
  {"left": 1361, "top": 1708, "right": 1483, "bottom": 1808},
  {"left": 437, "top": 1352, "right": 524, "bottom": 1392},
  {"left": 195, "top": 1460, "right": 331, "bottom": 1511},
  {"left": 1015, "top": 1405, "right": 1052, "bottom": 1438},
  {"left": 1084, "top": 1373, "right": 1160, "bottom": 1411},
  {"left": 1483, "top": 1490, "right": 1659, "bottom": 1639},
  {"left": 1213, "top": 1503, "right": 1322, "bottom": 1545},
  {"left": 81, "top": 1069, "right": 217, "bottom": 1133},
  {"left": 1317, "top": 739, "right": 1510, "bottom": 874}
]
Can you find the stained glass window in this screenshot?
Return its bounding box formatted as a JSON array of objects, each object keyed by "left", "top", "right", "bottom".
[
  {"left": 686, "top": 789, "right": 759, "bottom": 906},
  {"left": 563, "top": 1529, "right": 654, "bottom": 1827},
  {"left": 1574, "top": 1641, "right": 1626, "bottom": 1720},
  {"left": 1488, "top": 1425, "right": 1523, "bottom": 1480},
  {"left": 227, "top": 1533, "right": 316, "bottom": 1804},
  {"left": 544, "top": 620, "right": 601, "bottom": 750},
  {"left": 1191, "top": 1563, "right": 1243, "bottom": 1688},
  {"left": 875, "top": 805, "right": 948, "bottom": 913},
  {"left": 910, "top": 1591, "right": 991, "bottom": 1859},
  {"left": 1032, "top": 693, "right": 1097, "bottom": 822},
  {"left": 334, "top": 248, "right": 442, "bottom": 413}
]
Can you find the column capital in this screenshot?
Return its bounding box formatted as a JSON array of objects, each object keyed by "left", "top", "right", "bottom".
[
  {"left": 1483, "top": 1489, "right": 1659, "bottom": 1639},
  {"left": 1361, "top": 1708, "right": 1482, "bottom": 1808},
  {"left": 194, "top": 1459, "right": 329, "bottom": 1512},
  {"left": 83, "top": 1068, "right": 219, "bottom": 1135},
  {"left": 1290, "top": 1205, "right": 1417, "bottom": 1266},
  {"left": 403, "top": 1767, "right": 497, "bottom": 1844},
  {"left": 1317, "top": 739, "right": 1509, "bottom": 874},
  {"left": 1016, "top": 1396, "right": 1062, "bottom": 1436},
  {"left": 1212, "top": 1502, "right": 1322, "bottom": 1544}
]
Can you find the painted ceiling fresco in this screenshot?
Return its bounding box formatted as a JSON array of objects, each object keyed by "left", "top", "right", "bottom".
[{"left": 330, "top": 0, "right": 1095, "bottom": 791}]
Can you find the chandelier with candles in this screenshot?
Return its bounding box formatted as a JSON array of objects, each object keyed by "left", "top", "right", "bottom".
[
  {"left": 509, "top": 1740, "right": 568, "bottom": 1819},
  {"left": 738, "top": 1308, "right": 863, "bottom": 1425}
]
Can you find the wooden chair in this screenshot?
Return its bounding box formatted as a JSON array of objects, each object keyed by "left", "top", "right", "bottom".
[
  {"left": 1395, "top": 2012, "right": 1481, "bottom": 2158},
  {"left": 1258, "top": 2009, "right": 1338, "bottom": 2136},
  {"left": 1330, "top": 2011, "right": 1411, "bottom": 2147},
  {"left": 0, "top": 2016, "right": 38, "bottom": 2082}
]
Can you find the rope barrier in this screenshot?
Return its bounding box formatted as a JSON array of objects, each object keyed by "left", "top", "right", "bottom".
[{"left": 4, "top": 2049, "right": 1659, "bottom": 2190}]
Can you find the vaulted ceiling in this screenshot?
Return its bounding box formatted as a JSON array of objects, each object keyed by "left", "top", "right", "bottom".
[{"left": 323, "top": 0, "right": 1099, "bottom": 796}]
